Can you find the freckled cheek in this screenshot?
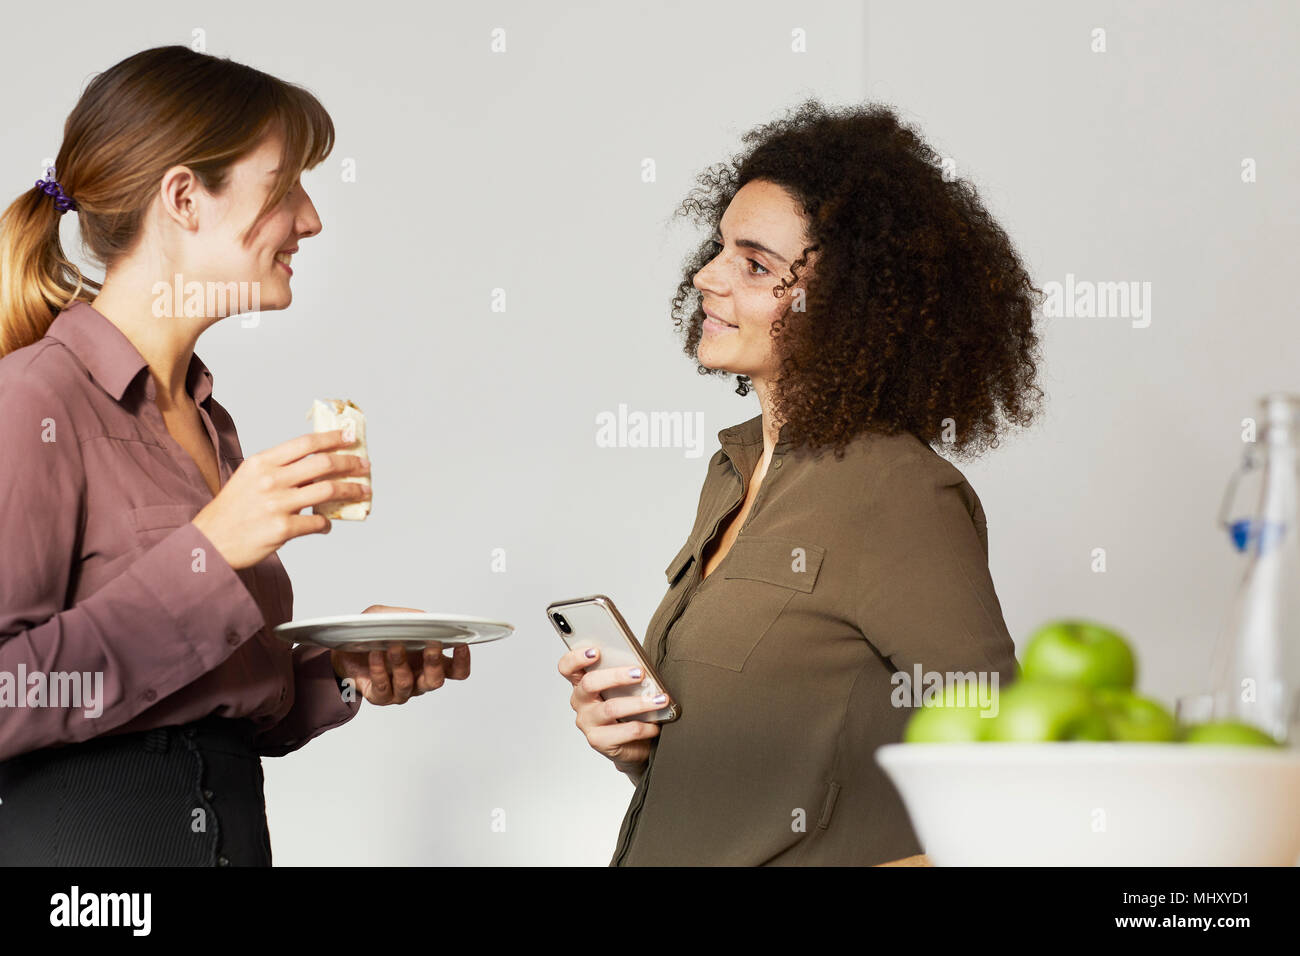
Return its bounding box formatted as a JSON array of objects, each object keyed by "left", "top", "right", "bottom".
[{"left": 732, "top": 294, "right": 782, "bottom": 337}]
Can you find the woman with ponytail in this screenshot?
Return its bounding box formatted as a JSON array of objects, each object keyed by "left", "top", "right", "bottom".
[{"left": 0, "top": 46, "right": 468, "bottom": 866}]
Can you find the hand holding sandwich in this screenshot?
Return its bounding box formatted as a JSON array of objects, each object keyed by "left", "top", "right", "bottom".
[{"left": 192, "top": 428, "right": 369, "bottom": 570}]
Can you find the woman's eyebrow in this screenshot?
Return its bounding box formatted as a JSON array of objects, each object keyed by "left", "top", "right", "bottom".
[{"left": 714, "top": 229, "right": 789, "bottom": 266}]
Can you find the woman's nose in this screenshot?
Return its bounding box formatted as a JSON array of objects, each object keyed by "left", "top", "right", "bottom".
[
  {"left": 693, "top": 257, "right": 724, "bottom": 295},
  {"left": 297, "top": 192, "right": 323, "bottom": 239}
]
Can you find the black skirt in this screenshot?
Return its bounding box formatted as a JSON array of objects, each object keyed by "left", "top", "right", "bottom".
[{"left": 0, "top": 714, "right": 272, "bottom": 866}]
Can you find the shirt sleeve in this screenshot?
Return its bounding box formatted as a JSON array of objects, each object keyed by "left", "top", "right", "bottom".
[
  {"left": 254, "top": 644, "right": 362, "bottom": 757},
  {"left": 0, "top": 376, "right": 267, "bottom": 762},
  {"left": 852, "top": 454, "right": 1021, "bottom": 682}
]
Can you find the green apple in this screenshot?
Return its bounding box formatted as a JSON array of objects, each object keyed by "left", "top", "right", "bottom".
[
  {"left": 983, "top": 680, "right": 1111, "bottom": 741},
  {"left": 1182, "top": 720, "right": 1283, "bottom": 747},
  {"left": 1092, "top": 688, "right": 1177, "bottom": 742},
  {"left": 904, "top": 683, "right": 994, "bottom": 743},
  {"left": 1021, "top": 619, "right": 1136, "bottom": 690}
]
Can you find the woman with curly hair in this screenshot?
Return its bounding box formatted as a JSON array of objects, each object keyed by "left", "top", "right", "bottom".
[{"left": 559, "top": 99, "right": 1044, "bottom": 865}]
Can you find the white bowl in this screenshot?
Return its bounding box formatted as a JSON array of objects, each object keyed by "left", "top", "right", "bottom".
[{"left": 875, "top": 742, "right": 1300, "bottom": 866}]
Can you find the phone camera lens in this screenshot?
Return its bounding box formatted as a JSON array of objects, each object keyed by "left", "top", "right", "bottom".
[{"left": 552, "top": 613, "right": 572, "bottom": 635}]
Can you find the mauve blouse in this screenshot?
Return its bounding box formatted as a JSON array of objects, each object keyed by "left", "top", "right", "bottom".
[{"left": 0, "top": 301, "right": 360, "bottom": 762}]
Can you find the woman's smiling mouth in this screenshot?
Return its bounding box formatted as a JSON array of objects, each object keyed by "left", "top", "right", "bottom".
[
  {"left": 702, "top": 306, "right": 737, "bottom": 333},
  {"left": 274, "top": 249, "right": 295, "bottom": 276}
]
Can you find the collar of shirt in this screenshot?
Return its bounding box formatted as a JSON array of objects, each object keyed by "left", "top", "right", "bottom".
[
  {"left": 45, "top": 301, "right": 216, "bottom": 406},
  {"left": 716, "top": 412, "right": 794, "bottom": 478}
]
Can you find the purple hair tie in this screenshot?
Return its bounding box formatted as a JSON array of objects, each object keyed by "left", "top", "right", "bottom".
[{"left": 35, "top": 165, "right": 76, "bottom": 214}]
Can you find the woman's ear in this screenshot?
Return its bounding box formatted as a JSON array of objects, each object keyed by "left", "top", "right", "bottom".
[{"left": 157, "top": 165, "right": 202, "bottom": 233}]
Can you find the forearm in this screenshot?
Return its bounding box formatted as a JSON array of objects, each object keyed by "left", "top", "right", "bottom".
[
  {"left": 0, "top": 523, "right": 265, "bottom": 761},
  {"left": 254, "top": 644, "right": 362, "bottom": 757},
  {"left": 617, "top": 759, "right": 648, "bottom": 786}
]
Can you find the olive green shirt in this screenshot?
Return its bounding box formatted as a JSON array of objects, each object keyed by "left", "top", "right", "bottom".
[{"left": 610, "top": 413, "right": 1019, "bottom": 866}]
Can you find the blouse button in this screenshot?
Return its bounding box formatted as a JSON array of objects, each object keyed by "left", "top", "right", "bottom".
[
  {"left": 225, "top": 629, "right": 241, "bottom": 646},
  {"left": 279, "top": 685, "right": 287, "bottom": 702},
  {"left": 774, "top": 459, "right": 783, "bottom": 469},
  {"left": 203, "top": 789, "right": 214, "bottom": 801},
  {"left": 142, "top": 688, "right": 157, "bottom": 702},
  {"left": 217, "top": 855, "right": 230, "bottom": 867}
]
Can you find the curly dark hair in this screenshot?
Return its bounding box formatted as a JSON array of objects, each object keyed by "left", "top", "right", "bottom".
[{"left": 670, "top": 99, "right": 1045, "bottom": 461}]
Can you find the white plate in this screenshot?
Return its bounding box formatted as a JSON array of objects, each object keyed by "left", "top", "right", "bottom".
[{"left": 273, "top": 613, "right": 513, "bottom": 651}]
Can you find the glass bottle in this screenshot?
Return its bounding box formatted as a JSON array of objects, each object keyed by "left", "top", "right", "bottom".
[
  {"left": 1217, "top": 436, "right": 1267, "bottom": 552},
  {"left": 1206, "top": 393, "right": 1300, "bottom": 745}
]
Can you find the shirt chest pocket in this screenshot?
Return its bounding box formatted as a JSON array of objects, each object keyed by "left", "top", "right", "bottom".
[
  {"left": 668, "top": 534, "right": 826, "bottom": 672},
  {"left": 641, "top": 541, "right": 698, "bottom": 662},
  {"left": 128, "top": 502, "right": 200, "bottom": 549},
  {"left": 665, "top": 539, "right": 695, "bottom": 587}
]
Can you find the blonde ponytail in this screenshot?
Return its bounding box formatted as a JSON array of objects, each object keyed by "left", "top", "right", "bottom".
[{"left": 0, "top": 183, "right": 95, "bottom": 357}]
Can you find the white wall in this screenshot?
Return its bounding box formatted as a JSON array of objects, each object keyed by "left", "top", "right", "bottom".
[{"left": 3, "top": 0, "right": 1295, "bottom": 864}]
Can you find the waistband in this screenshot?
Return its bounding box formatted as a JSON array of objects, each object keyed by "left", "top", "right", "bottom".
[
  {"left": 140, "top": 714, "right": 260, "bottom": 757},
  {"left": 19, "top": 714, "right": 262, "bottom": 762}
]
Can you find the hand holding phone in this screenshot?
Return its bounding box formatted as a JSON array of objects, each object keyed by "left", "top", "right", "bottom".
[{"left": 551, "top": 595, "right": 678, "bottom": 776}]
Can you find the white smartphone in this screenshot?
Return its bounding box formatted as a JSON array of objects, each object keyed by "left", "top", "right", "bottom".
[{"left": 546, "top": 594, "right": 679, "bottom": 723}]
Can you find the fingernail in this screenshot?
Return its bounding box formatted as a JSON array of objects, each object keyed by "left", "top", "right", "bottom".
[
  {"left": 584, "top": 648, "right": 597, "bottom": 659},
  {"left": 652, "top": 694, "right": 667, "bottom": 704},
  {"left": 628, "top": 667, "right": 642, "bottom": 679}
]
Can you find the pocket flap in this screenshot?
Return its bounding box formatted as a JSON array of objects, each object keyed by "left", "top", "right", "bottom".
[
  {"left": 664, "top": 539, "right": 695, "bottom": 584},
  {"left": 723, "top": 535, "right": 824, "bottom": 592},
  {"left": 129, "top": 502, "right": 199, "bottom": 533}
]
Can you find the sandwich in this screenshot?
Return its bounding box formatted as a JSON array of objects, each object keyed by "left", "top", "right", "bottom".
[{"left": 307, "top": 398, "right": 371, "bottom": 520}]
